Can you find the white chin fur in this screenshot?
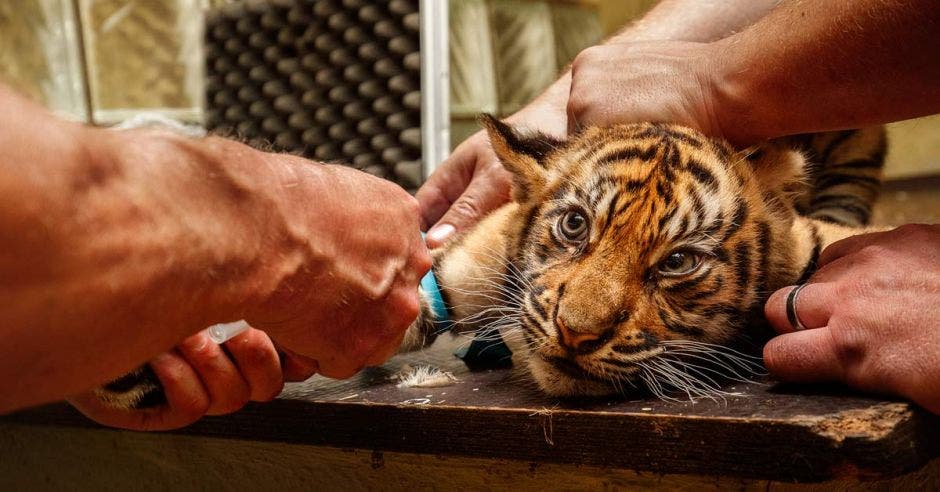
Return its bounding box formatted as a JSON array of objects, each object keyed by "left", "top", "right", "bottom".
[{"left": 526, "top": 356, "right": 618, "bottom": 397}]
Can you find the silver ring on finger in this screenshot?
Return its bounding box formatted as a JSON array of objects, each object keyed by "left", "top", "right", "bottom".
[{"left": 785, "top": 283, "right": 809, "bottom": 331}]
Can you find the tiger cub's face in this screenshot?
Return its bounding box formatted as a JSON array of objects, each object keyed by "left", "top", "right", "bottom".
[{"left": 482, "top": 116, "right": 807, "bottom": 397}]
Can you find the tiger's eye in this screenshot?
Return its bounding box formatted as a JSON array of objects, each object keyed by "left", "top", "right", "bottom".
[
  {"left": 658, "top": 251, "right": 701, "bottom": 276},
  {"left": 557, "top": 210, "right": 589, "bottom": 242}
]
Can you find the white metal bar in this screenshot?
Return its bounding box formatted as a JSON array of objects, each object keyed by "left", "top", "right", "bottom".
[{"left": 419, "top": 0, "right": 450, "bottom": 180}]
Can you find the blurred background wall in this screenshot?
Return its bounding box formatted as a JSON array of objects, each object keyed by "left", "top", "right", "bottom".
[{"left": 0, "top": 0, "right": 936, "bottom": 179}]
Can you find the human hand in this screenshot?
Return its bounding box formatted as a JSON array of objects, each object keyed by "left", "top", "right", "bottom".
[
  {"left": 243, "top": 157, "right": 431, "bottom": 379},
  {"left": 566, "top": 41, "right": 733, "bottom": 143},
  {"left": 416, "top": 129, "right": 513, "bottom": 248},
  {"left": 417, "top": 103, "right": 567, "bottom": 248},
  {"left": 763, "top": 224, "right": 940, "bottom": 414},
  {"left": 68, "top": 327, "right": 318, "bottom": 431}
]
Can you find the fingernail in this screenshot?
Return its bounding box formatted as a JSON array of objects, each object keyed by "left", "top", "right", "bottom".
[{"left": 426, "top": 223, "right": 455, "bottom": 245}]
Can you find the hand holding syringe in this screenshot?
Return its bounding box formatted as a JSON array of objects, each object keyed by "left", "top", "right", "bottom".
[{"left": 205, "top": 319, "right": 251, "bottom": 344}]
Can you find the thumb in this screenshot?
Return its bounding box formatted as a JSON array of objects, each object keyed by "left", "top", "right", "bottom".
[{"left": 423, "top": 168, "right": 511, "bottom": 249}]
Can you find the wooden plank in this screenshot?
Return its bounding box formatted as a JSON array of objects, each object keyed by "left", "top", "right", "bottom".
[
  {"left": 7, "top": 333, "right": 939, "bottom": 483},
  {"left": 2, "top": 424, "right": 937, "bottom": 490}
]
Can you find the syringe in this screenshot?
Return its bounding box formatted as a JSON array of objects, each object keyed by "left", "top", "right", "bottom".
[{"left": 206, "top": 319, "right": 251, "bottom": 344}]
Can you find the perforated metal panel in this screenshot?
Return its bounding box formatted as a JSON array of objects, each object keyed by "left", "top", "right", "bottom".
[{"left": 205, "top": 0, "right": 447, "bottom": 191}]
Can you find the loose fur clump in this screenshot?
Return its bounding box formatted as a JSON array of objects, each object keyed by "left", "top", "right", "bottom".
[{"left": 394, "top": 365, "right": 459, "bottom": 389}]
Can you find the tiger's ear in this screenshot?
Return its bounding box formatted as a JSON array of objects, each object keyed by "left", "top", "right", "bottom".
[
  {"left": 479, "top": 114, "right": 562, "bottom": 202},
  {"left": 743, "top": 144, "right": 809, "bottom": 211}
]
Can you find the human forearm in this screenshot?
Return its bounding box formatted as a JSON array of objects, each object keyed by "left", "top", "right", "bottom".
[
  {"left": 613, "top": 0, "right": 780, "bottom": 43},
  {"left": 512, "top": 0, "right": 781, "bottom": 130},
  {"left": 0, "top": 89, "right": 301, "bottom": 411},
  {"left": 711, "top": 0, "right": 940, "bottom": 143}
]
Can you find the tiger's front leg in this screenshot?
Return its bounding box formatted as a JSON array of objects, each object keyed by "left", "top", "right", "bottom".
[{"left": 398, "top": 205, "right": 519, "bottom": 354}]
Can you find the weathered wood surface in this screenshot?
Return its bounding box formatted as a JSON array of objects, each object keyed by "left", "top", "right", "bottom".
[
  {"left": 6, "top": 333, "right": 939, "bottom": 483},
  {"left": 1, "top": 423, "right": 937, "bottom": 491},
  {"left": 4, "top": 177, "right": 939, "bottom": 486}
]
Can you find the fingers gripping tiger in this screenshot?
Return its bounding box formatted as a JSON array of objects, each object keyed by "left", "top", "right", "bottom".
[
  {"left": 95, "top": 117, "right": 885, "bottom": 407},
  {"left": 405, "top": 116, "right": 886, "bottom": 398}
]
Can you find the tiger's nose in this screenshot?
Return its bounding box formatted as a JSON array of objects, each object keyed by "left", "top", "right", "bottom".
[{"left": 555, "top": 315, "right": 613, "bottom": 354}]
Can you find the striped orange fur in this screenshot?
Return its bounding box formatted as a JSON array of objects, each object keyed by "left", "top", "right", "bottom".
[{"left": 414, "top": 117, "right": 886, "bottom": 398}]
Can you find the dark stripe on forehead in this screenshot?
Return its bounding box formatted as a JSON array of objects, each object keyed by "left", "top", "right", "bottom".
[
  {"left": 686, "top": 184, "right": 708, "bottom": 230},
  {"left": 602, "top": 191, "right": 622, "bottom": 234},
  {"left": 722, "top": 201, "right": 749, "bottom": 240},
  {"left": 588, "top": 178, "right": 615, "bottom": 209},
  {"left": 551, "top": 181, "right": 574, "bottom": 201},
  {"left": 661, "top": 143, "right": 681, "bottom": 174},
  {"left": 655, "top": 179, "right": 674, "bottom": 204},
  {"left": 590, "top": 174, "right": 621, "bottom": 192},
  {"left": 677, "top": 215, "right": 690, "bottom": 237},
  {"left": 621, "top": 178, "right": 648, "bottom": 192},
  {"left": 594, "top": 145, "right": 658, "bottom": 165},
  {"left": 657, "top": 207, "right": 676, "bottom": 231},
  {"left": 684, "top": 159, "right": 720, "bottom": 192},
  {"left": 568, "top": 136, "right": 610, "bottom": 158},
  {"left": 630, "top": 125, "right": 705, "bottom": 148},
  {"left": 713, "top": 246, "right": 730, "bottom": 263},
  {"left": 543, "top": 204, "right": 572, "bottom": 219},
  {"left": 710, "top": 140, "right": 733, "bottom": 162},
  {"left": 574, "top": 185, "right": 591, "bottom": 205}
]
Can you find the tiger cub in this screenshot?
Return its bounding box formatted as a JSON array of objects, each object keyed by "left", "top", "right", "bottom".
[
  {"left": 405, "top": 117, "right": 885, "bottom": 398},
  {"left": 95, "top": 118, "right": 884, "bottom": 407}
]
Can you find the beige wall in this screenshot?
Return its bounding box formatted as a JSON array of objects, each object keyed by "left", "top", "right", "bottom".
[{"left": 885, "top": 115, "right": 940, "bottom": 178}]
